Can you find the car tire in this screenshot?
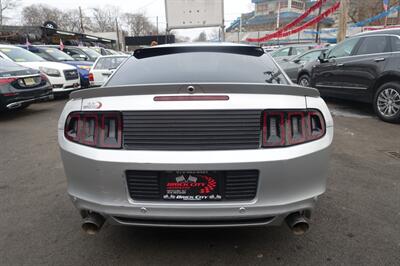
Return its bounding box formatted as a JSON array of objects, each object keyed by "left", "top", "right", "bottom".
[
  {"left": 374, "top": 82, "right": 400, "bottom": 123},
  {"left": 298, "top": 74, "right": 311, "bottom": 87}
]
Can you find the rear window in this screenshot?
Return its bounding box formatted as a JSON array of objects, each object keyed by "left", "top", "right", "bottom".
[
  {"left": 0, "top": 58, "right": 23, "bottom": 72},
  {"left": 106, "top": 51, "right": 288, "bottom": 86},
  {"left": 94, "top": 57, "right": 127, "bottom": 70},
  {"left": 80, "top": 47, "right": 101, "bottom": 59}
]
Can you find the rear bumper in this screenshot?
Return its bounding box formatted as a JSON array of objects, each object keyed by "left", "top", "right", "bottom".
[
  {"left": 59, "top": 127, "right": 333, "bottom": 227},
  {"left": 73, "top": 196, "right": 316, "bottom": 227},
  {"left": 1, "top": 89, "right": 53, "bottom": 110},
  {"left": 50, "top": 76, "right": 80, "bottom": 93}
]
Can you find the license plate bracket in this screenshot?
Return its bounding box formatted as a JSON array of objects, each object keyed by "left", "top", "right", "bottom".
[{"left": 160, "top": 171, "right": 223, "bottom": 201}]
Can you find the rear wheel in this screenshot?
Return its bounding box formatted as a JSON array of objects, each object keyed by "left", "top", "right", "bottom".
[
  {"left": 374, "top": 82, "right": 400, "bottom": 123},
  {"left": 298, "top": 74, "right": 310, "bottom": 87}
]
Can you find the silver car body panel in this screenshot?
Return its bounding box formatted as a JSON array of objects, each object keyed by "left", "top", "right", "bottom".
[{"left": 58, "top": 87, "right": 333, "bottom": 227}]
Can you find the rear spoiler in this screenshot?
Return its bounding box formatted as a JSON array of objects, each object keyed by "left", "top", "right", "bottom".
[{"left": 70, "top": 83, "right": 320, "bottom": 100}]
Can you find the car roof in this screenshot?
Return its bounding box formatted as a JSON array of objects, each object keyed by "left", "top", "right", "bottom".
[
  {"left": 355, "top": 28, "right": 400, "bottom": 37},
  {"left": 97, "top": 55, "right": 129, "bottom": 59},
  {"left": 0, "top": 44, "right": 22, "bottom": 48}
]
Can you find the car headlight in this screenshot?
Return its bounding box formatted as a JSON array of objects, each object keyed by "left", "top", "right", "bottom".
[
  {"left": 39, "top": 67, "right": 61, "bottom": 77},
  {"left": 77, "top": 65, "right": 91, "bottom": 70}
]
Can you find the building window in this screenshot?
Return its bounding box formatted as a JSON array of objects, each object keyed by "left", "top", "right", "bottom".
[
  {"left": 292, "top": 0, "right": 305, "bottom": 10},
  {"left": 256, "top": 3, "right": 269, "bottom": 14}
]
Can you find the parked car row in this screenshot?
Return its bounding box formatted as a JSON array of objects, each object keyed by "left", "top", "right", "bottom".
[
  {"left": 276, "top": 29, "right": 400, "bottom": 123},
  {"left": 0, "top": 58, "right": 53, "bottom": 111},
  {"left": 0, "top": 44, "right": 128, "bottom": 112}
]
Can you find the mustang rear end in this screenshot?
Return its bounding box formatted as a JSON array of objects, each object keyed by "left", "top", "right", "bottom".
[{"left": 58, "top": 44, "right": 333, "bottom": 235}]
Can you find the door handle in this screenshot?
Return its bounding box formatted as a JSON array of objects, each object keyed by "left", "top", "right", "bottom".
[
  {"left": 374, "top": 58, "right": 385, "bottom": 62},
  {"left": 336, "top": 63, "right": 344, "bottom": 67}
]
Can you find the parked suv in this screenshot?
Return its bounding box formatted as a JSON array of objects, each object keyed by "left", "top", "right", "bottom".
[
  {"left": 23, "top": 45, "right": 92, "bottom": 88},
  {"left": 311, "top": 31, "right": 400, "bottom": 122}
]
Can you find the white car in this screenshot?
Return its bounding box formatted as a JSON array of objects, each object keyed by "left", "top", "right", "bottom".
[
  {"left": 89, "top": 55, "right": 128, "bottom": 87},
  {"left": 0, "top": 45, "right": 80, "bottom": 93}
]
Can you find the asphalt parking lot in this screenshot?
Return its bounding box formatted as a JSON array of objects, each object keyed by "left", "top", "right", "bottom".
[{"left": 0, "top": 98, "right": 399, "bottom": 266}]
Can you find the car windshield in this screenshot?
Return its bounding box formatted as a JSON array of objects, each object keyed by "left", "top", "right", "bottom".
[
  {"left": 91, "top": 47, "right": 102, "bottom": 53},
  {"left": 43, "top": 48, "right": 74, "bottom": 61},
  {"left": 106, "top": 49, "right": 119, "bottom": 55},
  {"left": 107, "top": 51, "right": 288, "bottom": 85},
  {"left": 94, "top": 57, "right": 128, "bottom": 70},
  {"left": 295, "top": 50, "right": 325, "bottom": 62},
  {"left": 80, "top": 47, "right": 101, "bottom": 59},
  {"left": 0, "top": 47, "right": 45, "bottom": 62},
  {"left": 271, "top": 47, "right": 290, "bottom": 57}
]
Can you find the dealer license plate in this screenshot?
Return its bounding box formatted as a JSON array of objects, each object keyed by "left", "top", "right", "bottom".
[{"left": 160, "top": 171, "right": 223, "bottom": 201}]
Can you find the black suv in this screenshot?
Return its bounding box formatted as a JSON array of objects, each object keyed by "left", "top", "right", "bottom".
[{"left": 311, "top": 30, "right": 400, "bottom": 123}]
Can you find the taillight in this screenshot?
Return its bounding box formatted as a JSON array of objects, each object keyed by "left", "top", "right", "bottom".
[
  {"left": 89, "top": 72, "right": 94, "bottom": 81},
  {"left": 64, "top": 112, "right": 122, "bottom": 149},
  {"left": 0, "top": 77, "right": 17, "bottom": 84},
  {"left": 262, "top": 110, "right": 325, "bottom": 147}
]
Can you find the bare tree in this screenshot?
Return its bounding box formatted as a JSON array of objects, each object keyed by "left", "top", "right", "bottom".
[
  {"left": 123, "top": 12, "right": 156, "bottom": 36},
  {"left": 348, "top": 0, "right": 385, "bottom": 23},
  {"left": 0, "top": 0, "right": 20, "bottom": 25},
  {"left": 208, "top": 29, "right": 220, "bottom": 41},
  {"left": 22, "top": 4, "right": 92, "bottom": 32},
  {"left": 61, "top": 9, "right": 92, "bottom": 32},
  {"left": 91, "top": 6, "right": 120, "bottom": 32},
  {"left": 21, "top": 4, "right": 60, "bottom": 27},
  {"left": 194, "top": 31, "right": 207, "bottom": 42}
]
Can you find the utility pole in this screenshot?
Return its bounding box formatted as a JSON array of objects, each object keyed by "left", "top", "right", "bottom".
[
  {"left": 315, "top": 3, "right": 323, "bottom": 44},
  {"left": 384, "top": 0, "right": 390, "bottom": 27},
  {"left": 115, "top": 18, "right": 120, "bottom": 51},
  {"left": 79, "top": 6, "right": 84, "bottom": 33},
  {"left": 156, "top": 16, "right": 159, "bottom": 35},
  {"left": 276, "top": 1, "right": 281, "bottom": 30},
  {"left": 337, "top": 0, "right": 348, "bottom": 43},
  {"left": 238, "top": 16, "right": 242, "bottom": 43},
  {"left": 0, "top": 0, "right": 3, "bottom": 26}
]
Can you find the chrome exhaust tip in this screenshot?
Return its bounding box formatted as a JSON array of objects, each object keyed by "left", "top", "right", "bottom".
[
  {"left": 6, "top": 102, "right": 22, "bottom": 109},
  {"left": 286, "top": 213, "right": 310, "bottom": 236},
  {"left": 81, "top": 212, "right": 105, "bottom": 235}
]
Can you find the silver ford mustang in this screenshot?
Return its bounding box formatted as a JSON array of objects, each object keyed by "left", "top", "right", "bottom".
[{"left": 58, "top": 43, "right": 333, "bottom": 235}]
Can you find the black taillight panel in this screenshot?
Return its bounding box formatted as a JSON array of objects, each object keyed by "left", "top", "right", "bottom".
[
  {"left": 64, "top": 112, "right": 122, "bottom": 149},
  {"left": 262, "top": 109, "right": 326, "bottom": 148}
]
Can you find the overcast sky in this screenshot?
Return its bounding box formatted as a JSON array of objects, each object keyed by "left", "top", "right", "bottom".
[{"left": 8, "top": 0, "right": 254, "bottom": 39}]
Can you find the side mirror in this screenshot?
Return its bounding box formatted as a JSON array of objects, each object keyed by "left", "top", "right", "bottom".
[
  {"left": 318, "top": 53, "right": 327, "bottom": 63},
  {"left": 293, "top": 58, "right": 301, "bottom": 64}
]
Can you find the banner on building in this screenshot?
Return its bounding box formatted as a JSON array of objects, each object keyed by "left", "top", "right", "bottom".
[
  {"left": 165, "top": 0, "right": 224, "bottom": 30},
  {"left": 247, "top": 1, "right": 339, "bottom": 42}
]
